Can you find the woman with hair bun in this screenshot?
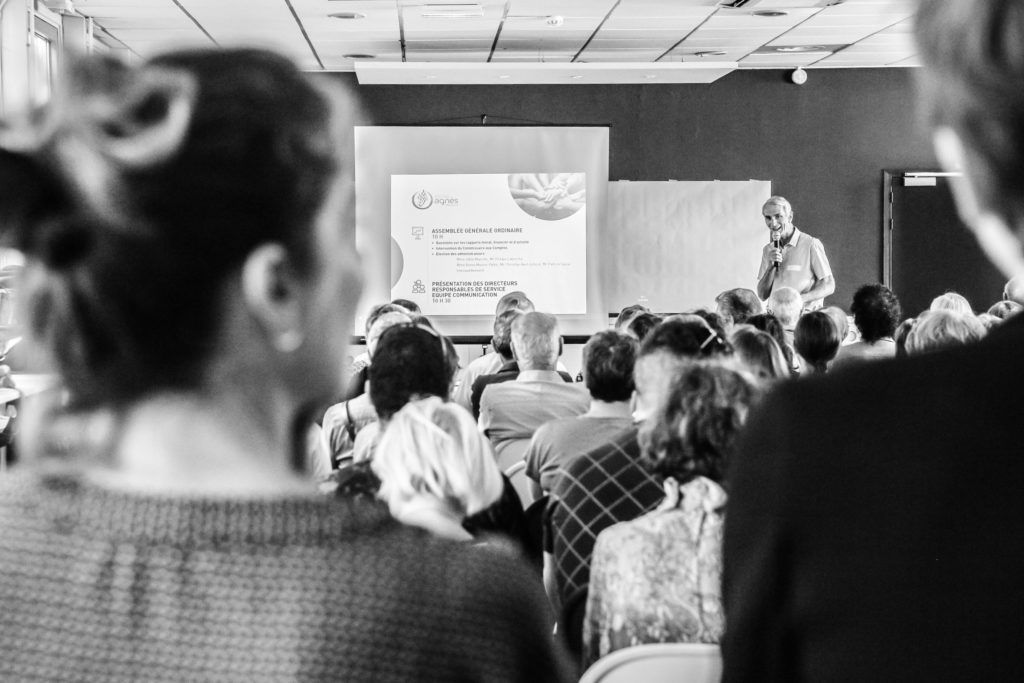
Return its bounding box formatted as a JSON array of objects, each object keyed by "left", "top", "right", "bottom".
[{"left": 0, "top": 49, "right": 570, "bottom": 682}]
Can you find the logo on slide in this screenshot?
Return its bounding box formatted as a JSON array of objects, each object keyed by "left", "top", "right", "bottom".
[{"left": 412, "top": 190, "right": 434, "bottom": 209}]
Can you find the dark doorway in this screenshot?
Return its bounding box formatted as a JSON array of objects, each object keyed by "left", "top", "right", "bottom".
[{"left": 884, "top": 171, "right": 1006, "bottom": 318}]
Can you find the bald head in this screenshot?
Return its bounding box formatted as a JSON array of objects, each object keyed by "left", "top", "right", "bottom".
[{"left": 511, "top": 312, "right": 560, "bottom": 371}]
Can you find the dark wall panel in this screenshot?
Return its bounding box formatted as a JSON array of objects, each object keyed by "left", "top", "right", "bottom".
[{"left": 334, "top": 68, "right": 937, "bottom": 311}]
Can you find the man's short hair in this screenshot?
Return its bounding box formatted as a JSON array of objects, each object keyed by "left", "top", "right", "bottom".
[
  {"left": 767, "top": 287, "right": 803, "bottom": 328},
  {"left": 583, "top": 330, "right": 638, "bottom": 402},
  {"left": 390, "top": 298, "right": 421, "bottom": 314},
  {"left": 715, "top": 288, "right": 764, "bottom": 326},
  {"left": 614, "top": 304, "right": 650, "bottom": 331},
  {"left": 496, "top": 290, "right": 535, "bottom": 314},
  {"left": 626, "top": 312, "right": 662, "bottom": 343},
  {"left": 364, "top": 302, "right": 410, "bottom": 334},
  {"left": 491, "top": 309, "right": 522, "bottom": 358},
  {"left": 915, "top": 1, "right": 1024, "bottom": 235},
  {"left": 511, "top": 311, "right": 560, "bottom": 369},
  {"left": 906, "top": 309, "right": 987, "bottom": 355},
  {"left": 763, "top": 196, "right": 793, "bottom": 216},
  {"left": 851, "top": 284, "right": 902, "bottom": 343}
]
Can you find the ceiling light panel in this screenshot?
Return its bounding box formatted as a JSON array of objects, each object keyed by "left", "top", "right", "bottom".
[
  {"left": 402, "top": 3, "right": 502, "bottom": 34},
  {"left": 507, "top": 0, "right": 616, "bottom": 18},
  {"left": 405, "top": 50, "right": 493, "bottom": 61}
]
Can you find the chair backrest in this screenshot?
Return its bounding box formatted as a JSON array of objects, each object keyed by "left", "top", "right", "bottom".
[
  {"left": 578, "top": 643, "right": 722, "bottom": 683},
  {"left": 521, "top": 494, "right": 548, "bottom": 571},
  {"left": 503, "top": 459, "right": 534, "bottom": 507}
]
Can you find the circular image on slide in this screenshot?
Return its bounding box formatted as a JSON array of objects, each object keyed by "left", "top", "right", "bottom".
[
  {"left": 390, "top": 236, "right": 404, "bottom": 288},
  {"left": 507, "top": 173, "right": 586, "bottom": 221}
]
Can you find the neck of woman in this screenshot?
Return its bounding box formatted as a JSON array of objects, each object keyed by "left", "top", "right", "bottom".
[{"left": 93, "top": 387, "right": 312, "bottom": 497}]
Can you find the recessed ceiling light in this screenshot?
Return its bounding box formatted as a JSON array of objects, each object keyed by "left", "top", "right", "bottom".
[
  {"left": 343, "top": 54, "right": 375, "bottom": 59},
  {"left": 329, "top": 12, "right": 365, "bottom": 19},
  {"left": 752, "top": 10, "right": 788, "bottom": 17},
  {"left": 498, "top": 74, "right": 511, "bottom": 79},
  {"left": 569, "top": 74, "right": 583, "bottom": 80},
  {"left": 694, "top": 50, "right": 727, "bottom": 58}
]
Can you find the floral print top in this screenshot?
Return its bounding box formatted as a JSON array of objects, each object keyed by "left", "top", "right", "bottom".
[{"left": 582, "top": 476, "right": 727, "bottom": 668}]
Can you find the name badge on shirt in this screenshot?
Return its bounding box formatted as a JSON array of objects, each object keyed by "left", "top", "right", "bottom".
[{"left": 786, "top": 265, "right": 802, "bottom": 271}]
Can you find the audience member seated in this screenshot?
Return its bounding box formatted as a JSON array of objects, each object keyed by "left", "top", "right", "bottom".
[
  {"left": 729, "top": 326, "right": 791, "bottom": 383},
  {"left": 546, "top": 317, "right": 732, "bottom": 606},
  {"left": 347, "top": 321, "right": 458, "bottom": 464},
  {"left": 452, "top": 290, "right": 534, "bottom": 410},
  {"left": 583, "top": 362, "right": 760, "bottom": 669},
  {"left": 905, "top": 309, "right": 987, "bottom": 355},
  {"left": 715, "top": 288, "right": 764, "bottom": 332},
  {"left": 345, "top": 303, "right": 411, "bottom": 393},
  {"left": 929, "top": 291, "right": 973, "bottom": 315},
  {"left": 746, "top": 312, "right": 797, "bottom": 371},
  {"left": 320, "top": 308, "right": 411, "bottom": 465},
  {"left": 471, "top": 308, "right": 574, "bottom": 420},
  {"left": 988, "top": 299, "right": 1022, "bottom": 320},
  {"left": 479, "top": 312, "right": 589, "bottom": 470},
  {"left": 794, "top": 310, "right": 840, "bottom": 375},
  {"left": 613, "top": 303, "right": 651, "bottom": 332},
  {"left": 766, "top": 286, "right": 803, "bottom": 348},
  {"left": 822, "top": 305, "right": 853, "bottom": 345},
  {"left": 372, "top": 397, "right": 504, "bottom": 542},
  {"left": 0, "top": 48, "right": 569, "bottom": 681},
  {"left": 625, "top": 312, "right": 663, "bottom": 342},
  {"left": 524, "top": 330, "right": 638, "bottom": 497},
  {"left": 833, "top": 284, "right": 902, "bottom": 368}
]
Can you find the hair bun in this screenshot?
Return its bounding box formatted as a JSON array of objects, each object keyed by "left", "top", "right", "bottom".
[{"left": 87, "top": 64, "right": 197, "bottom": 169}]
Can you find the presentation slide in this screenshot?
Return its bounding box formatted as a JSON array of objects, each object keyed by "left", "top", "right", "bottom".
[
  {"left": 390, "top": 172, "right": 587, "bottom": 316},
  {"left": 355, "top": 126, "right": 609, "bottom": 336}
]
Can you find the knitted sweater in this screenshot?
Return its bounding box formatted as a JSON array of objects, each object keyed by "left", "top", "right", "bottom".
[{"left": 0, "top": 470, "right": 572, "bottom": 682}]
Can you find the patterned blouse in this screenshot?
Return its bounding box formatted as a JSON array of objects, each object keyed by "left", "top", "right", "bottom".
[{"left": 582, "top": 476, "right": 727, "bottom": 668}]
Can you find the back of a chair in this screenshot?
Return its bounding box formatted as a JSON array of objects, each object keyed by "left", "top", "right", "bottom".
[
  {"left": 503, "top": 459, "right": 534, "bottom": 507},
  {"left": 578, "top": 643, "right": 722, "bottom": 683}
]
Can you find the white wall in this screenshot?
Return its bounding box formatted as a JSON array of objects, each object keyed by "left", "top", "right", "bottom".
[{"left": 0, "top": 0, "right": 31, "bottom": 115}]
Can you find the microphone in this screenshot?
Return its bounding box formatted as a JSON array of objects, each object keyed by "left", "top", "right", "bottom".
[{"left": 772, "top": 236, "right": 781, "bottom": 270}]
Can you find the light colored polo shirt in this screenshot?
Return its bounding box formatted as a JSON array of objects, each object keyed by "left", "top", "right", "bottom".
[
  {"left": 478, "top": 370, "right": 589, "bottom": 469},
  {"left": 757, "top": 227, "right": 833, "bottom": 309}
]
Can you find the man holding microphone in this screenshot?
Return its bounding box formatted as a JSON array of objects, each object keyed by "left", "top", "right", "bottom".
[{"left": 755, "top": 196, "right": 835, "bottom": 310}]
